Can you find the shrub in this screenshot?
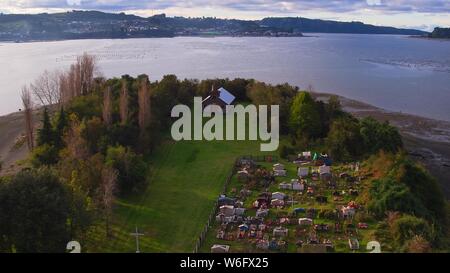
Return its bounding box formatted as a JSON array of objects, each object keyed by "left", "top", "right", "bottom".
[
  {"left": 404, "top": 235, "right": 432, "bottom": 253},
  {"left": 354, "top": 211, "right": 375, "bottom": 223},
  {"left": 360, "top": 117, "right": 402, "bottom": 154},
  {"left": 67, "top": 94, "right": 102, "bottom": 120},
  {"left": 109, "top": 123, "right": 140, "bottom": 148},
  {"left": 392, "top": 215, "right": 431, "bottom": 245},
  {"left": 318, "top": 209, "right": 337, "bottom": 220},
  {"left": 289, "top": 91, "right": 321, "bottom": 139},
  {"left": 31, "top": 144, "right": 59, "bottom": 167},
  {"left": 0, "top": 168, "right": 71, "bottom": 252},
  {"left": 368, "top": 177, "right": 426, "bottom": 218},
  {"left": 80, "top": 117, "right": 105, "bottom": 154},
  {"left": 326, "top": 115, "right": 363, "bottom": 162},
  {"left": 279, "top": 144, "right": 294, "bottom": 159},
  {"left": 105, "top": 145, "right": 148, "bottom": 195}
]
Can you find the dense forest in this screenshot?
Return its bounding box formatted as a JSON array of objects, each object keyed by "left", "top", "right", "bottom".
[{"left": 0, "top": 54, "right": 448, "bottom": 252}]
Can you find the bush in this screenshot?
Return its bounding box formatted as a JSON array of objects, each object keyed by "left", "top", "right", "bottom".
[
  {"left": 404, "top": 235, "right": 432, "bottom": 253},
  {"left": 109, "top": 123, "right": 140, "bottom": 148},
  {"left": 31, "top": 144, "right": 59, "bottom": 167},
  {"left": 289, "top": 91, "right": 321, "bottom": 139},
  {"left": 326, "top": 115, "right": 363, "bottom": 162},
  {"left": 67, "top": 94, "right": 102, "bottom": 120},
  {"left": 105, "top": 145, "right": 148, "bottom": 195},
  {"left": 394, "top": 160, "right": 447, "bottom": 225},
  {"left": 360, "top": 117, "right": 402, "bottom": 154},
  {"left": 80, "top": 117, "right": 105, "bottom": 154},
  {"left": 392, "top": 215, "right": 431, "bottom": 245},
  {"left": 279, "top": 144, "right": 294, "bottom": 159},
  {"left": 0, "top": 168, "right": 71, "bottom": 252},
  {"left": 318, "top": 209, "right": 337, "bottom": 220},
  {"left": 368, "top": 177, "right": 426, "bottom": 218},
  {"left": 354, "top": 211, "right": 375, "bottom": 223}
]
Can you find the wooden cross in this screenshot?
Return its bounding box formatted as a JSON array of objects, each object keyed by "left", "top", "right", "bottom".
[{"left": 130, "top": 226, "right": 145, "bottom": 253}]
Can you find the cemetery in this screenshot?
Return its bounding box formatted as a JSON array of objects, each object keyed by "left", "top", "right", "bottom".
[{"left": 201, "top": 152, "right": 379, "bottom": 253}]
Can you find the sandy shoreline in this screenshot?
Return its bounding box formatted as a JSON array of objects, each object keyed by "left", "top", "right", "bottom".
[{"left": 1, "top": 94, "right": 449, "bottom": 197}]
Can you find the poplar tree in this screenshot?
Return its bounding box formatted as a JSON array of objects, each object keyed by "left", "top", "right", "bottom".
[
  {"left": 54, "top": 107, "right": 68, "bottom": 149},
  {"left": 37, "top": 107, "right": 53, "bottom": 146}
]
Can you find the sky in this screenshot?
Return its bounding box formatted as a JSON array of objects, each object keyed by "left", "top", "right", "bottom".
[{"left": 0, "top": 0, "right": 449, "bottom": 31}]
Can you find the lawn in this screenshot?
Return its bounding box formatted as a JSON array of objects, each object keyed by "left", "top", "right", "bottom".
[{"left": 86, "top": 138, "right": 271, "bottom": 253}]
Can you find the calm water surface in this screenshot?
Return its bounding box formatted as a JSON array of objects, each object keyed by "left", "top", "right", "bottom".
[{"left": 0, "top": 34, "right": 449, "bottom": 120}]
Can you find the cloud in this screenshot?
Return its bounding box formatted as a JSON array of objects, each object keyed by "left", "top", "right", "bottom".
[
  {"left": 0, "top": 0, "right": 449, "bottom": 30},
  {"left": 2, "top": 0, "right": 450, "bottom": 14}
]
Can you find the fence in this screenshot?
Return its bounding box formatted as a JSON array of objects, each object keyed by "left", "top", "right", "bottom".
[
  {"left": 193, "top": 158, "right": 237, "bottom": 253},
  {"left": 192, "top": 155, "right": 278, "bottom": 253}
]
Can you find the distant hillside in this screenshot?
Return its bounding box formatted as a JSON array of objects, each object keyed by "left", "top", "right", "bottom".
[
  {"left": 429, "top": 27, "right": 450, "bottom": 39},
  {"left": 260, "top": 17, "right": 427, "bottom": 35},
  {"left": 0, "top": 10, "right": 427, "bottom": 41}
]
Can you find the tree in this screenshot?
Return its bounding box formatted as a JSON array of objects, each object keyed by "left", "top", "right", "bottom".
[
  {"left": 368, "top": 177, "right": 426, "bottom": 218},
  {"left": 289, "top": 91, "right": 321, "bottom": 139},
  {"left": 65, "top": 115, "right": 89, "bottom": 160},
  {"left": 138, "top": 76, "right": 151, "bottom": 139},
  {"left": 119, "top": 79, "right": 129, "bottom": 125},
  {"left": 279, "top": 143, "right": 294, "bottom": 159},
  {"left": 247, "top": 81, "right": 296, "bottom": 134},
  {"left": 152, "top": 74, "right": 179, "bottom": 126},
  {"left": 327, "top": 95, "right": 342, "bottom": 115},
  {"left": 59, "top": 53, "right": 97, "bottom": 104},
  {"left": 0, "top": 169, "right": 71, "bottom": 252},
  {"left": 37, "top": 107, "right": 54, "bottom": 146},
  {"left": 105, "top": 145, "right": 148, "bottom": 195},
  {"left": 54, "top": 107, "right": 68, "bottom": 149},
  {"left": 0, "top": 178, "right": 11, "bottom": 251},
  {"left": 67, "top": 92, "right": 102, "bottom": 119},
  {"left": 326, "top": 115, "right": 363, "bottom": 162},
  {"left": 405, "top": 235, "right": 432, "bottom": 253},
  {"left": 394, "top": 160, "right": 447, "bottom": 226},
  {"left": 67, "top": 172, "right": 94, "bottom": 244},
  {"left": 30, "top": 70, "right": 61, "bottom": 106},
  {"left": 79, "top": 117, "right": 105, "bottom": 154},
  {"left": 102, "top": 86, "right": 113, "bottom": 127},
  {"left": 58, "top": 153, "right": 104, "bottom": 199},
  {"left": 21, "top": 86, "right": 34, "bottom": 151},
  {"left": 78, "top": 53, "right": 97, "bottom": 95},
  {"left": 392, "top": 215, "right": 431, "bottom": 246},
  {"left": 100, "top": 167, "right": 118, "bottom": 237},
  {"left": 226, "top": 78, "right": 252, "bottom": 101},
  {"left": 31, "top": 144, "right": 59, "bottom": 166},
  {"left": 360, "top": 117, "right": 402, "bottom": 154},
  {"left": 177, "top": 79, "right": 197, "bottom": 106}
]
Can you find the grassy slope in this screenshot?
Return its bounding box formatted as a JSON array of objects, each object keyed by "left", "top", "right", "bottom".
[{"left": 87, "top": 138, "right": 270, "bottom": 253}]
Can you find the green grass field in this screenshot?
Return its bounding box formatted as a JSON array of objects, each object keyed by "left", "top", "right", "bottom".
[{"left": 86, "top": 138, "right": 270, "bottom": 252}]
